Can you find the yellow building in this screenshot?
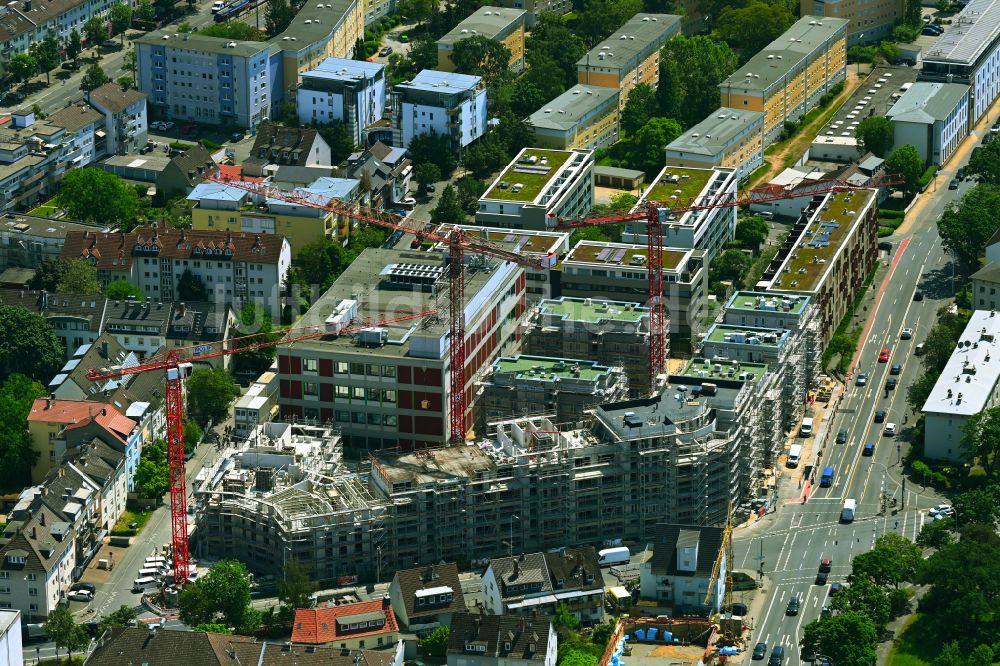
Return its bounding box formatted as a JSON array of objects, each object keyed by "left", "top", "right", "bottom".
[
  {"left": 437, "top": 6, "right": 527, "bottom": 73},
  {"left": 187, "top": 180, "right": 357, "bottom": 255},
  {"left": 576, "top": 13, "right": 681, "bottom": 108},
  {"left": 718, "top": 16, "right": 849, "bottom": 144},
  {"left": 665, "top": 108, "right": 765, "bottom": 182},
  {"left": 528, "top": 85, "right": 620, "bottom": 150},
  {"left": 801, "top": 0, "right": 903, "bottom": 45},
  {"left": 277, "top": 0, "right": 365, "bottom": 103}
]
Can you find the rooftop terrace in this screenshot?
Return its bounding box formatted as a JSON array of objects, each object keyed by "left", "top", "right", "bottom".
[
  {"left": 482, "top": 149, "right": 572, "bottom": 202},
  {"left": 538, "top": 298, "right": 647, "bottom": 324},
  {"left": 565, "top": 241, "right": 688, "bottom": 272},
  {"left": 724, "top": 291, "right": 810, "bottom": 315},
  {"left": 680, "top": 357, "right": 769, "bottom": 383},
  {"left": 705, "top": 324, "right": 787, "bottom": 347},
  {"left": 769, "top": 189, "right": 877, "bottom": 293}
]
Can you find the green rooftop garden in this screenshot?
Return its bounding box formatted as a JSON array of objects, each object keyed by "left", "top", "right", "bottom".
[
  {"left": 540, "top": 298, "right": 647, "bottom": 323},
  {"left": 644, "top": 166, "right": 714, "bottom": 208},
  {"left": 483, "top": 149, "right": 572, "bottom": 202},
  {"left": 680, "top": 357, "right": 769, "bottom": 382},
  {"left": 496, "top": 356, "right": 607, "bottom": 381},
  {"left": 726, "top": 291, "right": 810, "bottom": 315},
  {"left": 568, "top": 243, "right": 688, "bottom": 271},
  {"left": 706, "top": 325, "right": 785, "bottom": 346},
  {"left": 771, "top": 189, "right": 876, "bottom": 293}
]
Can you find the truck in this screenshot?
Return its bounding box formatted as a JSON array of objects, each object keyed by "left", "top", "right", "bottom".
[
  {"left": 820, "top": 466, "right": 835, "bottom": 488},
  {"left": 597, "top": 546, "right": 631, "bottom": 567},
  {"left": 787, "top": 445, "right": 802, "bottom": 468},
  {"left": 841, "top": 499, "right": 856, "bottom": 523}
]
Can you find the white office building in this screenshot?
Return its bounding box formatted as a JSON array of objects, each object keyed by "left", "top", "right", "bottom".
[
  {"left": 392, "top": 70, "right": 487, "bottom": 148},
  {"left": 297, "top": 58, "right": 386, "bottom": 146},
  {"left": 922, "top": 310, "right": 1000, "bottom": 461},
  {"left": 887, "top": 82, "right": 969, "bottom": 165}
]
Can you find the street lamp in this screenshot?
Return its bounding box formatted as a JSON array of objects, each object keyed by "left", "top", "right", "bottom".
[{"left": 509, "top": 515, "right": 520, "bottom": 557}]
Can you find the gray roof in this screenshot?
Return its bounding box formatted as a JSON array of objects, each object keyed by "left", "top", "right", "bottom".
[
  {"left": 887, "top": 82, "right": 969, "bottom": 124},
  {"left": 922, "top": 0, "right": 1000, "bottom": 66},
  {"left": 666, "top": 108, "right": 765, "bottom": 157},
  {"left": 391, "top": 562, "right": 467, "bottom": 621},
  {"left": 438, "top": 6, "right": 526, "bottom": 46},
  {"left": 528, "top": 85, "right": 619, "bottom": 131},
  {"left": 447, "top": 613, "right": 550, "bottom": 661},
  {"left": 593, "top": 166, "right": 644, "bottom": 179},
  {"left": 719, "top": 16, "right": 849, "bottom": 94},
  {"left": 274, "top": 0, "right": 357, "bottom": 48},
  {"left": 47, "top": 104, "right": 103, "bottom": 133},
  {"left": 649, "top": 523, "right": 724, "bottom": 576},
  {"left": 136, "top": 30, "right": 272, "bottom": 57},
  {"left": 577, "top": 14, "right": 681, "bottom": 71},
  {"left": 87, "top": 83, "right": 147, "bottom": 115},
  {"left": 489, "top": 552, "right": 552, "bottom": 596}
]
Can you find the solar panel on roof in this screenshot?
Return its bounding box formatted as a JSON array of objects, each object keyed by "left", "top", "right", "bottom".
[
  {"left": 596, "top": 248, "right": 611, "bottom": 260},
  {"left": 611, "top": 249, "right": 626, "bottom": 262}
]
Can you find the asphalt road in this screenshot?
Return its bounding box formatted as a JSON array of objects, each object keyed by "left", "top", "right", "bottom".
[{"left": 734, "top": 128, "right": 992, "bottom": 665}]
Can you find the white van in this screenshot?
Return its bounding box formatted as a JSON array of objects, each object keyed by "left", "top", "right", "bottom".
[
  {"left": 787, "top": 444, "right": 803, "bottom": 468},
  {"left": 841, "top": 499, "right": 857, "bottom": 523},
  {"left": 132, "top": 577, "right": 159, "bottom": 593},
  {"left": 597, "top": 546, "right": 631, "bottom": 567},
  {"left": 138, "top": 567, "right": 164, "bottom": 579},
  {"left": 799, "top": 417, "right": 814, "bottom": 437}
]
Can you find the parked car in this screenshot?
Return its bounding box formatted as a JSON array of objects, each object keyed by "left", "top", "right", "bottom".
[
  {"left": 949, "top": 179, "right": 960, "bottom": 190},
  {"left": 71, "top": 582, "right": 96, "bottom": 595},
  {"left": 61, "top": 61, "right": 79, "bottom": 70},
  {"left": 211, "top": 0, "right": 225, "bottom": 11},
  {"left": 2, "top": 91, "right": 25, "bottom": 105},
  {"left": 101, "top": 40, "right": 119, "bottom": 49},
  {"left": 829, "top": 582, "right": 843, "bottom": 595},
  {"left": 68, "top": 590, "right": 93, "bottom": 602},
  {"left": 399, "top": 34, "right": 409, "bottom": 42},
  {"left": 929, "top": 504, "right": 954, "bottom": 517},
  {"left": 426, "top": 183, "right": 436, "bottom": 192},
  {"left": 379, "top": 46, "right": 393, "bottom": 56},
  {"left": 992, "top": 120, "right": 1000, "bottom": 134},
  {"left": 769, "top": 646, "right": 785, "bottom": 666},
  {"left": 957, "top": 167, "right": 966, "bottom": 180},
  {"left": 230, "top": 132, "right": 244, "bottom": 142}
]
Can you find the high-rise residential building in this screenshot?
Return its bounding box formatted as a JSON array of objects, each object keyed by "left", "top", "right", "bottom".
[
  {"left": 296, "top": 58, "right": 386, "bottom": 146},
  {"left": 391, "top": 70, "right": 488, "bottom": 149}
]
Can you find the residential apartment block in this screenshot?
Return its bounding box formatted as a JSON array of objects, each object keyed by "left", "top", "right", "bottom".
[
  {"left": 388, "top": 563, "right": 466, "bottom": 630},
  {"left": 476, "top": 148, "right": 594, "bottom": 230},
  {"left": 437, "top": 7, "right": 527, "bottom": 73},
  {"left": 625, "top": 165, "right": 739, "bottom": 264},
  {"left": 558, "top": 241, "right": 706, "bottom": 338},
  {"left": 0, "top": 0, "right": 116, "bottom": 66},
  {"left": 919, "top": 0, "right": 1000, "bottom": 125},
  {"left": 665, "top": 109, "right": 765, "bottom": 182},
  {"left": 187, "top": 177, "right": 355, "bottom": 254},
  {"left": 0, "top": 215, "right": 106, "bottom": 271},
  {"left": 527, "top": 86, "right": 620, "bottom": 151},
  {"left": 639, "top": 524, "right": 725, "bottom": 610},
  {"left": 971, "top": 263, "right": 1000, "bottom": 311},
  {"left": 887, "top": 81, "right": 970, "bottom": 165},
  {"left": 480, "top": 355, "right": 629, "bottom": 426},
  {"left": 523, "top": 297, "right": 657, "bottom": 398},
  {"left": 60, "top": 225, "right": 292, "bottom": 319},
  {"left": 0, "top": 504, "right": 75, "bottom": 622},
  {"left": 391, "top": 70, "right": 488, "bottom": 149},
  {"left": 761, "top": 188, "right": 879, "bottom": 344},
  {"left": 480, "top": 549, "right": 604, "bottom": 621},
  {"left": 0, "top": 289, "right": 108, "bottom": 359},
  {"left": 577, "top": 14, "right": 682, "bottom": 108},
  {"left": 291, "top": 598, "right": 400, "bottom": 649},
  {"left": 86, "top": 83, "right": 149, "bottom": 156},
  {"left": 232, "top": 369, "right": 279, "bottom": 437},
  {"left": 800, "top": 0, "right": 903, "bottom": 45},
  {"left": 922, "top": 310, "right": 1000, "bottom": 461},
  {"left": 495, "top": 0, "right": 569, "bottom": 27},
  {"left": 296, "top": 58, "right": 386, "bottom": 146},
  {"left": 275, "top": 247, "right": 526, "bottom": 450},
  {"left": 718, "top": 16, "right": 848, "bottom": 144},
  {"left": 244, "top": 123, "right": 333, "bottom": 175}
]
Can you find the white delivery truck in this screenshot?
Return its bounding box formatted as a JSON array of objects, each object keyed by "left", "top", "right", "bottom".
[
  {"left": 132, "top": 576, "right": 160, "bottom": 593},
  {"left": 841, "top": 499, "right": 857, "bottom": 523},
  {"left": 787, "top": 445, "right": 802, "bottom": 468},
  {"left": 598, "top": 546, "right": 631, "bottom": 567}
]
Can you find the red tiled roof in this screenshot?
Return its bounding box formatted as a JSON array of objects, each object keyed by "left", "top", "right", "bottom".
[
  {"left": 28, "top": 399, "right": 136, "bottom": 444},
  {"left": 291, "top": 600, "right": 398, "bottom": 645},
  {"left": 216, "top": 164, "right": 263, "bottom": 183}
]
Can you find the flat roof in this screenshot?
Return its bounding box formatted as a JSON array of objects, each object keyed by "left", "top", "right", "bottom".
[
  {"left": 922, "top": 0, "right": 1000, "bottom": 66},
  {"left": 923, "top": 310, "right": 1000, "bottom": 416},
  {"left": 705, "top": 324, "right": 788, "bottom": 347},
  {"left": 681, "top": 357, "right": 768, "bottom": 382},
  {"left": 493, "top": 355, "right": 610, "bottom": 381},
  {"left": 482, "top": 148, "right": 572, "bottom": 202},
  {"left": 666, "top": 108, "right": 764, "bottom": 157},
  {"left": 814, "top": 66, "right": 917, "bottom": 144},
  {"left": 719, "top": 16, "right": 849, "bottom": 94},
  {"left": 642, "top": 166, "right": 714, "bottom": 209},
  {"left": 887, "top": 81, "right": 969, "bottom": 124},
  {"left": 564, "top": 240, "right": 689, "bottom": 273},
  {"left": 301, "top": 57, "right": 385, "bottom": 82},
  {"left": 373, "top": 444, "right": 495, "bottom": 484},
  {"left": 437, "top": 6, "right": 525, "bottom": 46},
  {"left": 528, "top": 86, "right": 619, "bottom": 131},
  {"left": 724, "top": 291, "right": 810, "bottom": 315},
  {"left": 397, "top": 69, "right": 481, "bottom": 95},
  {"left": 0, "top": 214, "right": 106, "bottom": 239},
  {"left": 577, "top": 13, "right": 681, "bottom": 71},
  {"left": 538, "top": 297, "right": 647, "bottom": 324},
  {"left": 137, "top": 30, "right": 271, "bottom": 57},
  {"left": 433, "top": 224, "right": 566, "bottom": 255},
  {"left": 768, "top": 189, "right": 878, "bottom": 293}
]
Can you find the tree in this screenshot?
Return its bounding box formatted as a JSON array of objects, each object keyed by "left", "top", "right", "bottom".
[
  {"left": 0, "top": 306, "right": 64, "bottom": 383},
  {"left": 58, "top": 168, "right": 138, "bottom": 229},
  {"left": 45, "top": 607, "right": 90, "bottom": 661},
  {"left": 526, "top": 13, "right": 585, "bottom": 89},
  {"left": 414, "top": 162, "right": 442, "bottom": 195},
  {"left": 509, "top": 80, "right": 547, "bottom": 118},
  {"left": 106, "top": 280, "right": 144, "bottom": 300},
  {"left": 294, "top": 237, "right": 347, "bottom": 291},
  {"left": 967, "top": 139, "right": 1000, "bottom": 185},
  {"left": 736, "top": 216, "right": 769, "bottom": 252},
  {"left": 961, "top": 408, "right": 1000, "bottom": 476},
  {"left": 553, "top": 602, "right": 580, "bottom": 630},
  {"left": 620, "top": 84, "right": 658, "bottom": 136},
  {"left": 278, "top": 559, "right": 316, "bottom": 610},
  {"left": 55, "top": 258, "right": 101, "bottom": 295},
  {"left": 885, "top": 144, "right": 925, "bottom": 194},
  {"left": 450, "top": 36, "right": 511, "bottom": 89},
  {"left": 194, "top": 623, "right": 233, "bottom": 634},
  {"left": 938, "top": 184, "right": 1000, "bottom": 275},
  {"left": 7, "top": 53, "right": 37, "bottom": 84},
  {"left": 524, "top": 57, "right": 571, "bottom": 101},
  {"left": 710, "top": 249, "right": 752, "bottom": 284},
  {"left": 65, "top": 29, "right": 83, "bottom": 63},
  {"left": 714, "top": 1, "right": 794, "bottom": 59},
  {"left": 574, "top": 0, "right": 643, "bottom": 47},
  {"left": 420, "top": 625, "right": 450, "bottom": 658},
  {"left": 829, "top": 576, "right": 891, "bottom": 631},
  {"left": 462, "top": 133, "right": 507, "bottom": 179},
  {"left": 81, "top": 62, "right": 110, "bottom": 90},
  {"left": 615, "top": 116, "right": 682, "bottom": 175},
  {"left": 178, "top": 579, "right": 215, "bottom": 627},
  {"left": 395, "top": 0, "right": 437, "bottom": 23},
  {"left": 202, "top": 560, "right": 255, "bottom": 628},
  {"left": 953, "top": 484, "right": 1000, "bottom": 524},
  {"left": 99, "top": 605, "right": 138, "bottom": 632},
  {"left": 850, "top": 532, "right": 922, "bottom": 588},
  {"left": 314, "top": 122, "right": 355, "bottom": 164},
  {"left": 109, "top": 2, "right": 132, "bottom": 42},
  {"left": 184, "top": 419, "right": 202, "bottom": 454},
  {"left": 134, "top": 439, "right": 169, "bottom": 499},
  {"left": 917, "top": 517, "right": 956, "bottom": 550},
  {"left": 198, "top": 22, "right": 266, "bottom": 40},
  {"left": 800, "top": 612, "right": 878, "bottom": 666},
  {"left": 854, "top": 116, "right": 894, "bottom": 158},
  {"left": 177, "top": 268, "right": 209, "bottom": 301},
  {"left": 456, "top": 176, "right": 487, "bottom": 213},
  {"left": 186, "top": 367, "right": 239, "bottom": 424},
  {"left": 233, "top": 303, "right": 279, "bottom": 377},
  {"left": 904, "top": 0, "right": 922, "bottom": 26},
  {"left": 264, "top": 0, "right": 294, "bottom": 36},
  {"left": 430, "top": 185, "right": 466, "bottom": 225},
  {"left": 408, "top": 132, "right": 456, "bottom": 177},
  {"left": 83, "top": 16, "right": 108, "bottom": 51},
  {"left": 0, "top": 374, "right": 45, "bottom": 489},
  {"left": 30, "top": 33, "right": 60, "bottom": 85},
  {"left": 136, "top": 0, "right": 156, "bottom": 22}
]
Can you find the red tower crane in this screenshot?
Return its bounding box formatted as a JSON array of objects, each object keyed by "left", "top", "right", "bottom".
[
  {"left": 85, "top": 309, "right": 436, "bottom": 585},
  {"left": 207, "top": 171, "right": 896, "bottom": 446}
]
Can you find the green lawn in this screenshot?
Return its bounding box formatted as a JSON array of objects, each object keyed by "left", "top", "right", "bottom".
[
  {"left": 887, "top": 614, "right": 936, "bottom": 666},
  {"left": 113, "top": 508, "right": 153, "bottom": 534},
  {"left": 29, "top": 203, "right": 62, "bottom": 218}
]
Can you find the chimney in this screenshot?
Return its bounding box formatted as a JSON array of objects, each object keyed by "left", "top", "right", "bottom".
[
  {"left": 31, "top": 526, "right": 36, "bottom": 539},
  {"left": 45, "top": 398, "right": 51, "bottom": 410},
  {"left": 39, "top": 512, "right": 45, "bottom": 526},
  {"left": 382, "top": 593, "right": 391, "bottom": 608},
  {"left": 101, "top": 340, "right": 108, "bottom": 358},
  {"left": 178, "top": 303, "right": 186, "bottom": 317},
  {"left": 101, "top": 408, "right": 106, "bottom": 416},
  {"left": 512, "top": 559, "right": 520, "bottom": 579},
  {"left": 519, "top": 552, "right": 526, "bottom": 562}
]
